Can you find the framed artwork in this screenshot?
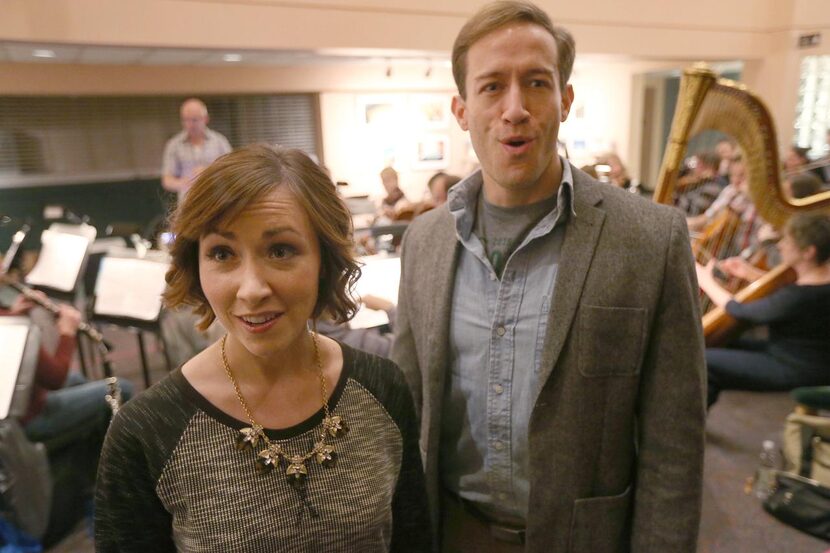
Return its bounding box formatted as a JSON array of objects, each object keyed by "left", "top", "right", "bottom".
[
  {"left": 413, "top": 95, "right": 450, "bottom": 129},
  {"left": 358, "top": 95, "right": 403, "bottom": 127},
  {"left": 413, "top": 134, "right": 450, "bottom": 169}
]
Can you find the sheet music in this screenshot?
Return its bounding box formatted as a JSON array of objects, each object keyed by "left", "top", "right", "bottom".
[
  {"left": 0, "top": 324, "right": 29, "bottom": 419},
  {"left": 94, "top": 256, "right": 169, "bottom": 321},
  {"left": 25, "top": 230, "right": 91, "bottom": 292},
  {"left": 350, "top": 254, "right": 401, "bottom": 329}
]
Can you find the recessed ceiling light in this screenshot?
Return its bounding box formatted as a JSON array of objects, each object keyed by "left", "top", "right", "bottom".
[
  {"left": 223, "top": 53, "right": 242, "bottom": 62},
  {"left": 32, "top": 49, "right": 56, "bottom": 59}
]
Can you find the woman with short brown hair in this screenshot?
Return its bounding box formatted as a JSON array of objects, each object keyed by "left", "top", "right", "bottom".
[{"left": 95, "top": 144, "right": 431, "bottom": 552}]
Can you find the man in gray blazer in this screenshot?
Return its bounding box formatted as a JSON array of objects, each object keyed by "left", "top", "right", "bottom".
[{"left": 392, "top": 1, "right": 706, "bottom": 552}]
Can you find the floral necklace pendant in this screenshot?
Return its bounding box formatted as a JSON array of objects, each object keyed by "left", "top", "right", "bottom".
[{"left": 234, "top": 415, "right": 348, "bottom": 490}]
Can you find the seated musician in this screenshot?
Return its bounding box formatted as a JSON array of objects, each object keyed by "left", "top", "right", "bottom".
[
  {"left": 695, "top": 212, "right": 830, "bottom": 409},
  {"left": 784, "top": 145, "right": 826, "bottom": 184},
  {"left": 715, "top": 173, "right": 826, "bottom": 279},
  {"left": 426, "top": 172, "right": 461, "bottom": 207},
  {"left": 412, "top": 172, "right": 462, "bottom": 217},
  {"left": 0, "top": 290, "right": 133, "bottom": 544},
  {"left": 675, "top": 151, "right": 727, "bottom": 216},
  {"left": 316, "top": 295, "right": 396, "bottom": 359},
  {"left": 687, "top": 154, "right": 753, "bottom": 232},
  {"left": 595, "top": 152, "right": 645, "bottom": 194},
  {"left": 377, "top": 166, "right": 411, "bottom": 222}
]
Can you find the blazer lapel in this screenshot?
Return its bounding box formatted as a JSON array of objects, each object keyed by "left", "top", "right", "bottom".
[
  {"left": 420, "top": 211, "right": 460, "bottom": 449},
  {"left": 536, "top": 168, "right": 606, "bottom": 389}
]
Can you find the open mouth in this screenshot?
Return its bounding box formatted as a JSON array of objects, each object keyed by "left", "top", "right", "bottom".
[
  {"left": 502, "top": 138, "right": 533, "bottom": 154},
  {"left": 236, "top": 312, "right": 281, "bottom": 332}
]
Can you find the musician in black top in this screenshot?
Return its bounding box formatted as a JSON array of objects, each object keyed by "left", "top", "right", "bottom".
[{"left": 696, "top": 212, "right": 830, "bottom": 408}]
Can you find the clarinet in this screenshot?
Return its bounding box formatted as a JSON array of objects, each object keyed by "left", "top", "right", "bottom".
[
  {"left": 6, "top": 280, "right": 108, "bottom": 346},
  {"left": 104, "top": 376, "right": 122, "bottom": 417}
]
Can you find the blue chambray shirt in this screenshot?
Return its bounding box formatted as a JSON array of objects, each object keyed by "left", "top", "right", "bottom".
[{"left": 440, "top": 160, "right": 575, "bottom": 525}]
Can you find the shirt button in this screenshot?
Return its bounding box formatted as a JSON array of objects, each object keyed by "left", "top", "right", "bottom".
[
  {"left": 489, "top": 272, "right": 497, "bottom": 281},
  {"left": 492, "top": 384, "right": 504, "bottom": 395},
  {"left": 496, "top": 326, "right": 506, "bottom": 337},
  {"left": 493, "top": 440, "right": 504, "bottom": 451}
]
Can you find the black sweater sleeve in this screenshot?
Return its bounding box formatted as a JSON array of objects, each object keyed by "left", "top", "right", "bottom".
[
  {"left": 94, "top": 406, "right": 176, "bottom": 552},
  {"left": 388, "top": 366, "right": 432, "bottom": 553},
  {"left": 725, "top": 286, "right": 803, "bottom": 325},
  {"left": 345, "top": 347, "right": 434, "bottom": 552},
  {"left": 95, "top": 375, "right": 196, "bottom": 552}
]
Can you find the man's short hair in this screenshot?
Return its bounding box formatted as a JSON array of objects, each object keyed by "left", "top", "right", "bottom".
[{"left": 451, "top": 0, "right": 575, "bottom": 98}]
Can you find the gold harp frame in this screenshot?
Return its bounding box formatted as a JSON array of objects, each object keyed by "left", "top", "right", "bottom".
[
  {"left": 653, "top": 63, "right": 830, "bottom": 229},
  {"left": 653, "top": 64, "right": 830, "bottom": 345}
]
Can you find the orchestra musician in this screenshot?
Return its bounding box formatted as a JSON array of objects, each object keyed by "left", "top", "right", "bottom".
[
  {"left": 696, "top": 212, "right": 830, "bottom": 409},
  {"left": 0, "top": 287, "right": 133, "bottom": 544}
]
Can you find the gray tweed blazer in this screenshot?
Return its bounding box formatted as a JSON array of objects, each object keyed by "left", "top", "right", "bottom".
[{"left": 392, "top": 164, "right": 706, "bottom": 553}]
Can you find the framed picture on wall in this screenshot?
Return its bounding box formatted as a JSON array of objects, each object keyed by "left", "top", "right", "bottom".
[
  {"left": 413, "top": 95, "right": 450, "bottom": 129},
  {"left": 413, "top": 134, "right": 450, "bottom": 169},
  {"left": 358, "top": 95, "right": 404, "bottom": 127}
]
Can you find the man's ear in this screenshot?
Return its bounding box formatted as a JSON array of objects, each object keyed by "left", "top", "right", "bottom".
[
  {"left": 451, "top": 95, "right": 469, "bottom": 132},
  {"left": 804, "top": 244, "right": 819, "bottom": 263},
  {"left": 560, "top": 84, "right": 574, "bottom": 122}
]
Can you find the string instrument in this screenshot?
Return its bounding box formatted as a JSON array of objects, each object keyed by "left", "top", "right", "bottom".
[
  {"left": 653, "top": 64, "right": 830, "bottom": 346},
  {"left": 702, "top": 263, "right": 796, "bottom": 346}
]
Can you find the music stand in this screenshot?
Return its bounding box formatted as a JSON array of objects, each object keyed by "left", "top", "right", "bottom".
[
  {"left": 0, "top": 318, "right": 41, "bottom": 421},
  {"left": 350, "top": 254, "right": 401, "bottom": 330},
  {"left": 24, "top": 227, "right": 94, "bottom": 302},
  {"left": 91, "top": 248, "right": 172, "bottom": 387},
  {"left": 24, "top": 226, "right": 95, "bottom": 374}
]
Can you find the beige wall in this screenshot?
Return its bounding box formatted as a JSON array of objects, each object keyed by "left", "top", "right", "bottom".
[{"left": 0, "top": 0, "right": 798, "bottom": 57}]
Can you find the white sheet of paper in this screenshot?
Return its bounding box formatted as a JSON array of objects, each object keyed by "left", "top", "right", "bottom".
[
  {"left": 94, "top": 256, "right": 170, "bottom": 321},
  {"left": 350, "top": 254, "right": 401, "bottom": 329},
  {"left": 25, "top": 230, "right": 91, "bottom": 292},
  {"left": 0, "top": 324, "right": 29, "bottom": 419}
]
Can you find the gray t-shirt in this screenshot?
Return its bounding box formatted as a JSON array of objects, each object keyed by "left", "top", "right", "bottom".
[{"left": 474, "top": 192, "right": 560, "bottom": 277}]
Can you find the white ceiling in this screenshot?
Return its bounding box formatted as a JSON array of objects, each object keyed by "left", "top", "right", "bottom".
[{"left": 0, "top": 41, "right": 450, "bottom": 67}]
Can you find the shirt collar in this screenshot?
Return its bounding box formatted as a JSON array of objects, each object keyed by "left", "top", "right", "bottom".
[{"left": 448, "top": 157, "right": 576, "bottom": 239}]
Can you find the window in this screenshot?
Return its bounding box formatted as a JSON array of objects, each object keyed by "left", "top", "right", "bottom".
[{"left": 794, "top": 56, "right": 830, "bottom": 156}]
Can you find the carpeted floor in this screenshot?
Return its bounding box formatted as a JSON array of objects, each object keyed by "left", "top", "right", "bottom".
[
  {"left": 700, "top": 391, "right": 828, "bottom": 553},
  {"left": 46, "top": 325, "right": 829, "bottom": 552}
]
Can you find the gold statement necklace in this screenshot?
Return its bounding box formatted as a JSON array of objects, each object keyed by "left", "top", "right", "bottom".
[{"left": 221, "top": 332, "right": 348, "bottom": 491}]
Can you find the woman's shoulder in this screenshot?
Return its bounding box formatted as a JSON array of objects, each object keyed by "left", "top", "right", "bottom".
[
  {"left": 342, "top": 344, "right": 407, "bottom": 388},
  {"left": 339, "top": 344, "right": 416, "bottom": 425},
  {"left": 108, "top": 369, "right": 198, "bottom": 446}
]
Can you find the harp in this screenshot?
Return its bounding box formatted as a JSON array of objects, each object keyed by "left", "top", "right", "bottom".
[{"left": 653, "top": 64, "right": 830, "bottom": 346}]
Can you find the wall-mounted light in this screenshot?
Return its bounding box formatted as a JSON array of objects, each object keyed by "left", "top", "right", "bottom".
[
  {"left": 32, "top": 49, "right": 56, "bottom": 59},
  {"left": 223, "top": 53, "right": 242, "bottom": 62}
]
